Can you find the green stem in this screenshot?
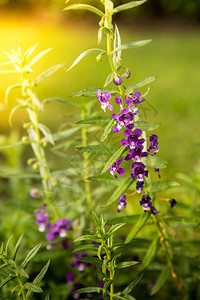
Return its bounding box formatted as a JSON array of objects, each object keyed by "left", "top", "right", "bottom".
[
  {"left": 81, "top": 105, "right": 93, "bottom": 217},
  {"left": 106, "top": 248, "right": 114, "bottom": 300},
  {"left": 16, "top": 275, "right": 26, "bottom": 300}
]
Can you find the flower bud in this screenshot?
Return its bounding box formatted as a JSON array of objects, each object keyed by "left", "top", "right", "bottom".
[
  {"left": 122, "top": 69, "right": 131, "bottom": 79},
  {"left": 32, "top": 163, "right": 38, "bottom": 170},
  {"left": 22, "top": 136, "right": 28, "bottom": 143},
  {"left": 113, "top": 75, "right": 122, "bottom": 86},
  {"left": 30, "top": 188, "right": 40, "bottom": 198}
]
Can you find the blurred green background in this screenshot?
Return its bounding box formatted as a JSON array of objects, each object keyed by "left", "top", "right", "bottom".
[{"left": 0, "top": 0, "right": 200, "bottom": 180}]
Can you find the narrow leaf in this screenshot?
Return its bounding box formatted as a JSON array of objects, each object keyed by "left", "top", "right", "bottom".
[
  {"left": 113, "top": 39, "right": 151, "bottom": 52},
  {"left": 77, "top": 116, "right": 112, "bottom": 124},
  {"left": 122, "top": 274, "right": 143, "bottom": 296},
  {"left": 113, "top": 24, "right": 122, "bottom": 63},
  {"left": 69, "top": 86, "right": 118, "bottom": 97},
  {"left": 24, "top": 282, "right": 43, "bottom": 293},
  {"left": 0, "top": 172, "right": 41, "bottom": 179},
  {"left": 103, "top": 280, "right": 113, "bottom": 298},
  {"left": 12, "top": 233, "right": 24, "bottom": 260},
  {"left": 107, "top": 215, "right": 140, "bottom": 226},
  {"left": 28, "top": 48, "right": 51, "bottom": 67},
  {"left": 0, "top": 263, "right": 9, "bottom": 271},
  {"left": 92, "top": 211, "right": 101, "bottom": 230},
  {"left": 77, "top": 145, "right": 116, "bottom": 156},
  {"left": 126, "top": 212, "right": 150, "bottom": 243},
  {"left": 5, "top": 235, "right": 13, "bottom": 255},
  {"left": 51, "top": 127, "right": 79, "bottom": 141},
  {"left": 74, "top": 287, "right": 102, "bottom": 294},
  {"left": 148, "top": 180, "right": 180, "bottom": 193},
  {"left": 9, "top": 104, "right": 27, "bottom": 126},
  {"left": 164, "top": 216, "right": 198, "bottom": 228},
  {"left": 88, "top": 174, "right": 120, "bottom": 186},
  {"left": 101, "top": 118, "right": 115, "bottom": 142},
  {"left": 107, "top": 223, "right": 125, "bottom": 237},
  {"left": 141, "top": 156, "right": 167, "bottom": 169},
  {"left": 104, "top": 72, "right": 114, "bottom": 87},
  {"left": 42, "top": 97, "right": 75, "bottom": 106},
  {"left": 113, "top": 0, "right": 148, "bottom": 14},
  {"left": 76, "top": 257, "right": 102, "bottom": 266},
  {"left": 126, "top": 77, "right": 156, "bottom": 95},
  {"left": 139, "top": 237, "right": 159, "bottom": 271},
  {"left": 0, "top": 276, "right": 13, "bottom": 288},
  {"left": 63, "top": 4, "right": 104, "bottom": 17},
  {"left": 66, "top": 48, "right": 104, "bottom": 72},
  {"left": 116, "top": 261, "right": 139, "bottom": 269},
  {"left": 33, "top": 63, "right": 64, "bottom": 86},
  {"left": 37, "top": 123, "right": 54, "bottom": 145},
  {"left": 105, "top": 176, "right": 134, "bottom": 207},
  {"left": 20, "top": 243, "right": 41, "bottom": 269},
  {"left": 134, "top": 120, "right": 160, "bottom": 131},
  {"left": 73, "top": 244, "right": 99, "bottom": 253},
  {"left": 5, "top": 84, "right": 21, "bottom": 103},
  {"left": 16, "top": 267, "right": 29, "bottom": 279},
  {"left": 74, "top": 235, "right": 101, "bottom": 243},
  {"left": 150, "top": 266, "right": 170, "bottom": 295},
  {"left": 102, "top": 145, "right": 128, "bottom": 173}
]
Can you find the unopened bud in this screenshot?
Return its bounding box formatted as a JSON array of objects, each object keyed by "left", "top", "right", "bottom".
[
  {"left": 22, "top": 136, "right": 28, "bottom": 143},
  {"left": 32, "top": 163, "right": 38, "bottom": 170},
  {"left": 122, "top": 69, "right": 131, "bottom": 79},
  {"left": 113, "top": 75, "right": 122, "bottom": 86},
  {"left": 23, "top": 122, "right": 31, "bottom": 129},
  {"left": 27, "top": 158, "right": 36, "bottom": 165},
  {"left": 96, "top": 53, "right": 103, "bottom": 62},
  {"left": 30, "top": 188, "right": 40, "bottom": 198}
]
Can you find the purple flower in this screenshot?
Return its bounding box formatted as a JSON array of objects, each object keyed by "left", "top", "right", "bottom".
[
  {"left": 147, "top": 134, "right": 159, "bottom": 155},
  {"left": 115, "top": 96, "right": 122, "bottom": 108},
  {"left": 122, "top": 69, "right": 131, "bottom": 79},
  {"left": 155, "top": 168, "right": 161, "bottom": 178},
  {"left": 66, "top": 272, "right": 74, "bottom": 285},
  {"left": 117, "top": 194, "right": 127, "bottom": 213},
  {"left": 125, "top": 91, "right": 145, "bottom": 115},
  {"left": 112, "top": 109, "right": 134, "bottom": 133},
  {"left": 46, "top": 218, "right": 72, "bottom": 241},
  {"left": 71, "top": 253, "right": 88, "bottom": 272},
  {"left": 35, "top": 205, "right": 48, "bottom": 232},
  {"left": 97, "top": 89, "right": 113, "bottom": 113},
  {"left": 131, "top": 162, "right": 148, "bottom": 182},
  {"left": 108, "top": 157, "right": 124, "bottom": 178},
  {"left": 140, "top": 195, "right": 152, "bottom": 211},
  {"left": 113, "top": 75, "right": 122, "bottom": 85},
  {"left": 125, "top": 144, "right": 148, "bottom": 162},
  {"left": 150, "top": 205, "right": 159, "bottom": 215},
  {"left": 136, "top": 181, "right": 144, "bottom": 194},
  {"left": 121, "top": 128, "right": 145, "bottom": 150},
  {"left": 30, "top": 188, "right": 40, "bottom": 198},
  {"left": 170, "top": 198, "right": 177, "bottom": 208}
]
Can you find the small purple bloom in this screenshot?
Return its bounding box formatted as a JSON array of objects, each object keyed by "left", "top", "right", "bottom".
[
  {"left": 112, "top": 109, "right": 134, "bottom": 133},
  {"left": 113, "top": 74, "right": 122, "bottom": 85},
  {"left": 97, "top": 89, "right": 113, "bottom": 113},
  {"left": 155, "top": 168, "right": 161, "bottom": 178},
  {"left": 150, "top": 205, "right": 159, "bottom": 215},
  {"left": 115, "top": 96, "right": 122, "bottom": 108},
  {"left": 136, "top": 181, "right": 144, "bottom": 194},
  {"left": 170, "top": 198, "right": 177, "bottom": 208},
  {"left": 30, "top": 188, "right": 40, "bottom": 198},
  {"left": 71, "top": 253, "right": 88, "bottom": 272},
  {"left": 147, "top": 134, "right": 159, "bottom": 155},
  {"left": 66, "top": 272, "right": 74, "bottom": 285},
  {"left": 140, "top": 194, "right": 152, "bottom": 211},
  {"left": 108, "top": 157, "right": 124, "bottom": 178},
  {"left": 125, "top": 144, "right": 148, "bottom": 162},
  {"left": 121, "top": 128, "right": 145, "bottom": 150},
  {"left": 117, "top": 194, "right": 127, "bottom": 213},
  {"left": 122, "top": 69, "right": 131, "bottom": 79},
  {"left": 35, "top": 205, "right": 48, "bottom": 232},
  {"left": 46, "top": 218, "right": 72, "bottom": 241},
  {"left": 131, "top": 162, "right": 148, "bottom": 182},
  {"left": 125, "top": 91, "right": 145, "bottom": 115}
]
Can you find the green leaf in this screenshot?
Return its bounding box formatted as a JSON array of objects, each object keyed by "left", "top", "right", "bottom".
[
  {"left": 102, "top": 258, "right": 109, "bottom": 274},
  {"left": 26, "top": 260, "right": 50, "bottom": 298},
  {"left": 113, "top": 39, "right": 151, "bottom": 52},
  {"left": 24, "top": 282, "right": 43, "bottom": 293},
  {"left": 126, "top": 212, "right": 150, "bottom": 243},
  {"left": 31, "top": 94, "right": 44, "bottom": 110},
  {"left": 92, "top": 211, "right": 101, "bottom": 231},
  {"left": 33, "top": 63, "right": 64, "bottom": 86},
  {"left": 5, "top": 83, "right": 21, "bottom": 103},
  {"left": 12, "top": 234, "right": 24, "bottom": 260},
  {"left": 103, "top": 280, "right": 113, "bottom": 298},
  {"left": 113, "top": 24, "right": 122, "bottom": 62},
  {"left": 148, "top": 180, "right": 180, "bottom": 193},
  {"left": 28, "top": 48, "right": 51, "bottom": 67},
  {"left": 73, "top": 244, "right": 99, "bottom": 253},
  {"left": 141, "top": 156, "right": 167, "bottom": 169},
  {"left": 164, "top": 216, "right": 198, "bottom": 228},
  {"left": 101, "top": 118, "right": 115, "bottom": 142},
  {"left": 102, "top": 145, "right": 128, "bottom": 173},
  {"left": 122, "top": 274, "right": 143, "bottom": 296},
  {"left": 107, "top": 223, "right": 125, "bottom": 237},
  {"left": 104, "top": 72, "right": 114, "bottom": 87},
  {"left": 42, "top": 97, "right": 75, "bottom": 106},
  {"left": 107, "top": 215, "right": 140, "bottom": 226},
  {"left": 69, "top": 86, "right": 118, "bottom": 97},
  {"left": 5, "top": 235, "right": 13, "bottom": 255},
  {"left": 77, "top": 144, "right": 116, "bottom": 156},
  {"left": 66, "top": 48, "right": 104, "bottom": 72},
  {"left": 74, "top": 287, "right": 102, "bottom": 294},
  {"left": 88, "top": 174, "right": 120, "bottom": 186},
  {"left": 106, "top": 176, "right": 134, "bottom": 207},
  {"left": 76, "top": 256, "right": 102, "bottom": 266},
  {"left": 0, "top": 172, "right": 41, "bottom": 179},
  {"left": 150, "top": 266, "right": 170, "bottom": 295},
  {"left": 0, "top": 276, "right": 13, "bottom": 288},
  {"left": 77, "top": 116, "right": 112, "bottom": 124},
  {"left": 0, "top": 141, "right": 28, "bottom": 150},
  {"left": 51, "top": 127, "right": 79, "bottom": 141},
  {"left": 116, "top": 261, "right": 139, "bottom": 270},
  {"left": 139, "top": 237, "right": 159, "bottom": 271},
  {"left": 74, "top": 235, "right": 101, "bottom": 243},
  {"left": 20, "top": 243, "right": 41, "bottom": 269},
  {"left": 16, "top": 267, "right": 29, "bottom": 279},
  {"left": 37, "top": 123, "right": 54, "bottom": 145},
  {"left": 134, "top": 120, "right": 160, "bottom": 131},
  {"left": 113, "top": 296, "right": 127, "bottom": 300},
  {"left": 126, "top": 77, "right": 156, "bottom": 95},
  {"left": 113, "top": 0, "right": 148, "bottom": 14},
  {"left": 63, "top": 4, "right": 104, "bottom": 17},
  {"left": 124, "top": 296, "right": 136, "bottom": 300},
  {"left": 9, "top": 104, "right": 27, "bottom": 126}
]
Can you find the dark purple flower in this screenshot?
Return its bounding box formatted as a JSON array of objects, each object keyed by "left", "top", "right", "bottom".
[
  {"left": 112, "top": 108, "right": 134, "bottom": 133},
  {"left": 125, "top": 91, "right": 145, "bottom": 115},
  {"left": 150, "top": 205, "right": 159, "bottom": 215},
  {"left": 97, "top": 89, "right": 113, "bottom": 113},
  {"left": 155, "top": 168, "right": 161, "bottom": 178},
  {"left": 71, "top": 253, "right": 88, "bottom": 272},
  {"left": 108, "top": 157, "right": 124, "bottom": 178},
  {"left": 117, "top": 194, "right": 127, "bottom": 213},
  {"left": 115, "top": 96, "right": 122, "bottom": 108},
  {"left": 113, "top": 74, "right": 122, "bottom": 85},
  {"left": 46, "top": 218, "right": 72, "bottom": 241},
  {"left": 140, "top": 194, "right": 152, "bottom": 211},
  {"left": 170, "top": 198, "right": 177, "bottom": 208},
  {"left": 66, "top": 272, "right": 74, "bottom": 285},
  {"left": 147, "top": 134, "right": 159, "bottom": 155},
  {"left": 35, "top": 205, "right": 48, "bottom": 232},
  {"left": 125, "top": 144, "right": 148, "bottom": 162},
  {"left": 136, "top": 181, "right": 144, "bottom": 194},
  {"left": 131, "top": 162, "right": 148, "bottom": 182},
  {"left": 121, "top": 128, "right": 145, "bottom": 150}
]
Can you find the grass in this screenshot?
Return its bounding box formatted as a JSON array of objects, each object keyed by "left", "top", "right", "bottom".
[{"left": 0, "top": 10, "right": 200, "bottom": 180}]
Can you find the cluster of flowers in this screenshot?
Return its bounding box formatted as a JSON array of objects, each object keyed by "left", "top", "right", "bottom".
[
  {"left": 97, "top": 89, "right": 159, "bottom": 214},
  {"left": 35, "top": 204, "right": 73, "bottom": 249}
]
